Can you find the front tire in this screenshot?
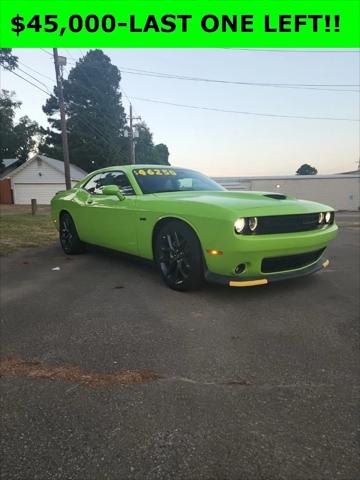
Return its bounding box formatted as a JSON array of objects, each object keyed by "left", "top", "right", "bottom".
[
  {"left": 154, "top": 220, "right": 204, "bottom": 291},
  {"left": 59, "top": 212, "right": 85, "bottom": 255}
]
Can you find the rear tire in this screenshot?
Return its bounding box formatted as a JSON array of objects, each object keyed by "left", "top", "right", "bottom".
[
  {"left": 154, "top": 220, "right": 204, "bottom": 291},
  {"left": 59, "top": 212, "right": 85, "bottom": 255}
]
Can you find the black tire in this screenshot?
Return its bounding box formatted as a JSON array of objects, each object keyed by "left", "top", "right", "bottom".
[
  {"left": 154, "top": 220, "right": 204, "bottom": 291},
  {"left": 59, "top": 212, "right": 85, "bottom": 255}
]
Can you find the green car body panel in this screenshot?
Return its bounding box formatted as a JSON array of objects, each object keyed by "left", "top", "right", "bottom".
[{"left": 51, "top": 165, "right": 338, "bottom": 285}]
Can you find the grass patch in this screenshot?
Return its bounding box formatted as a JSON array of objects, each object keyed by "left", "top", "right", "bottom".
[{"left": 0, "top": 214, "right": 58, "bottom": 255}]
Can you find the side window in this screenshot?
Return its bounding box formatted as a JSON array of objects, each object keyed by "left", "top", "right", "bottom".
[
  {"left": 83, "top": 171, "right": 135, "bottom": 196},
  {"left": 83, "top": 173, "right": 106, "bottom": 194},
  {"left": 101, "top": 171, "right": 135, "bottom": 196}
]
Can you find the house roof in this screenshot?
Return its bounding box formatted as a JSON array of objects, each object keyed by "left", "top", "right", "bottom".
[
  {"left": 1, "top": 154, "right": 87, "bottom": 181},
  {"left": 2, "top": 158, "right": 18, "bottom": 169},
  {"left": 1, "top": 158, "right": 22, "bottom": 177},
  {"left": 337, "top": 169, "right": 360, "bottom": 175},
  {"left": 213, "top": 173, "right": 360, "bottom": 182},
  {"left": 38, "top": 155, "right": 87, "bottom": 180}
]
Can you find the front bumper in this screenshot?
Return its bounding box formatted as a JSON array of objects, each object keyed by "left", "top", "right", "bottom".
[
  {"left": 205, "top": 256, "right": 330, "bottom": 287},
  {"left": 204, "top": 223, "right": 337, "bottom": 277}
]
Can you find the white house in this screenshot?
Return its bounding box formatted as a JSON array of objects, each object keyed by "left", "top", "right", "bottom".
[
  {"left": 214, "top": 174, "right": 360, "bottom": 211},
  {"left": 2, "top": 154, "right": 87, "bottom": 205}
]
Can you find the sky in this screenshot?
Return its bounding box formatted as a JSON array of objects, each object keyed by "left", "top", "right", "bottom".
[{"left": 1, "top": 48, "right": 359, "bottom": 176}]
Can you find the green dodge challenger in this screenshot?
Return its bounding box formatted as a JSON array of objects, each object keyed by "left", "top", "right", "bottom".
[{"left": 51, "top": 165, "right": 337, "bottom": 291}]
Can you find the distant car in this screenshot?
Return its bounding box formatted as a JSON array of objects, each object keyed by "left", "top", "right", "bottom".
[{"left": 51, "top": 165, "right": 337, "bottom": 291}]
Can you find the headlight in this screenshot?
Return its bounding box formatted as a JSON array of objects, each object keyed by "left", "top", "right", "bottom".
[
  {"left": 325, "top": 212, "right": 331, "bottom": 223},
  {"left": 234, "top": 218, "right": 246, "bottom": 234},
  {"left": 248, "top": 217, "right": 258, "bottom": 232},
  {"left": 318, "top": 212, "right": 324, "bottom": 224}
]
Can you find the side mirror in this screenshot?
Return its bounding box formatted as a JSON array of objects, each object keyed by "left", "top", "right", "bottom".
[{"left": 102, "top": 185, "right": 125, "bottom": 201}]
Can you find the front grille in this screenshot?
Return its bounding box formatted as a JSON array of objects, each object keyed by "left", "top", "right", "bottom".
[
  {"left": 261, "top": 248, "right": 325, "bottom": 273},
  {"left": 256, "top": 213, "right": 334, "bottom": 234}
]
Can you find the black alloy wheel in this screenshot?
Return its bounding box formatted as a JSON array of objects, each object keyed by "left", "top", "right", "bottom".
[
  {"left": 155, "top": 220, "right": 204, "bottom": 291},
  {"left": 59, "top": 212, "right": 85, "bottom": 255}
]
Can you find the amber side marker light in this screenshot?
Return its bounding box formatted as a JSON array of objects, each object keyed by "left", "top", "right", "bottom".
[{"left": 206, "top": 249, "right": 223, "bottom": 256}]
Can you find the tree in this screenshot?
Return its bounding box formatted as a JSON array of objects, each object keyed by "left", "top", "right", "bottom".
[
  {"left": 134, "top": 122, "right": 170, "bottom": 165},
  {"left": 153, "top": 143, "right": 170, "bottom": 165},
  {"left": 134, "top": 121, "right": 155, "bottom": 164},
  {"left": 41, "top": 49, "right": 170, "bottom": 170},
  {"left": 41, "top": 49, "right": 128, "bottom": 172},
  {"left": 13, "top": 116, "right": 40, "bottom": 162},
  {"left": 296, "top": 163, "right": 318, "bottom": 175},
  {"left": 0, "top": 90, "right": 20, "bottom": 165},
  {"left": 0, "top": 90, "right": 41, "bottom": 172},
  {"left": 0, "top": 49, "right": 18, "bottom": 71}
]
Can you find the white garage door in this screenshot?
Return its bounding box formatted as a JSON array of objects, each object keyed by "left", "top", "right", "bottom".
[{"left": 14, "top": 183, "right": 66, "bottom": 204}]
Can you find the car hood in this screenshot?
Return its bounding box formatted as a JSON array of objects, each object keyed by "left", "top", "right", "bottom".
[{"left": 152, "top": 190, "right": 334, "bottom": 216}]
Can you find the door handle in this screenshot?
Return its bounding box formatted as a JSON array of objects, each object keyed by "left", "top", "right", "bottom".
[{"left": 86, "top": 199, "right": 93, "bottom": 205}]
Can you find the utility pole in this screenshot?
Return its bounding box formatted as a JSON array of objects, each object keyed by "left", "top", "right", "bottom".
[
  {"left": 53, "top": 48, "right": 71, "bottom": 190},
  {"left": 127, "top": 104, "right": 141, "bottom": 164},
  {"left": 129, "top": 104, "right": 135, "bottom": 164}
]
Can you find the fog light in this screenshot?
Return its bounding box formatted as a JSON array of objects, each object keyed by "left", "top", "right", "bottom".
[
  {"left": 234, "top": 218, "right": 246, "bottom": 234},
  {"left": 325, "top": 212, "right": 331, "bottom": 223},
  {"left": 248, "top": 217, "right": 258, "bottom": 232},
  {"left": 235, "top": 263, "right": 246, "bottom": 274}
]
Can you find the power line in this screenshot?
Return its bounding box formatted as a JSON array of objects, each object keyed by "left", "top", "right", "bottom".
[
  {"left": 36, "top": 52, "right": 116, "bottom": 133},
  {"left": 130, "top": 95, "right": 359, "bottom": 122},
  {"left": 120, "top": 86, "right": 132, "bottom": 105},
  {"left": 120, "top": 86, "right": 141, "bottom": 120},
  {"left": 62, "top": 64, "right": 142, "bottom": 160},
  {"left": 119, "top": 66, "right": 359, "bottom": 92},
  {"left": 12, "top": 53, "right": 357, "bottom": 128},
  {"left": 72, "top": 112, "right": 122, "bottom": 151},
  {"left": 222, "top": 48, "right": 360, "bottom": 54},
  {"left": 71, "top": 114, "right": 119, "bottom": 156},
  {"left": 62, "top": 65, "right": 129, "bottom": 145},
  {"left": 40, "top": 48, "right": 53, "bottom": 57},
  {"left": 17, "top": 67, "right": 52, "bottom": 93},
  {"left": 44, "top": 110, "right": 120, "bottom": 158},
  {"left": 64, "top": 59, "right": 141, "bottom": 119},
  {"left": 61, "top": 63, "right": 136, "bottom": 153},
  {"left": 65, "top": 49, "right": 76, "bottom": 62},
  {"left": 18, "top": 61, "right": 55, "bottom": 82},
  {"left": 69, "top": 55, "right": 360, "bottom": 93},
  {"left": 63, "top": 62, "right": 144, "bottom": 141},
  {"left": 4, "top": 68, "right": 50, "bottom": 95},
  {"left": 62, "top": 59, "right": 359, "bottom": 121},
  {"left": 6, "top": 65, "right": 121, "bottom": 154},
  {"left": 5, "top": 59, "right": 358, "bottom": 123}
]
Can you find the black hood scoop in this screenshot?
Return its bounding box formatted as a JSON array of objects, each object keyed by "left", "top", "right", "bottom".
[{"left": 263, "top": 193, "right": 287, "bottom": 200}]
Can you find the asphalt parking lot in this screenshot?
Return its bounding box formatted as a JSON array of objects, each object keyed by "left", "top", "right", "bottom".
[{"left": 1, "top": 225, "right": 359, "bottom": 480}]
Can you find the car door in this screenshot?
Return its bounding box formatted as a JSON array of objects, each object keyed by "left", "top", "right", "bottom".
[{"left": 77, "top": 171, "right": 139, "bottom": 254}]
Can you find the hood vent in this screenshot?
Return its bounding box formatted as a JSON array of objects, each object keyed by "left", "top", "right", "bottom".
[{"left": 263, "top": 193, "right": 287, "bottom": 200}]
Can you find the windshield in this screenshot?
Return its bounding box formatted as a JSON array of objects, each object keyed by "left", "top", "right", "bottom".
[{"left": 132, "top": 167, "right": 225, "bottom": 194}]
